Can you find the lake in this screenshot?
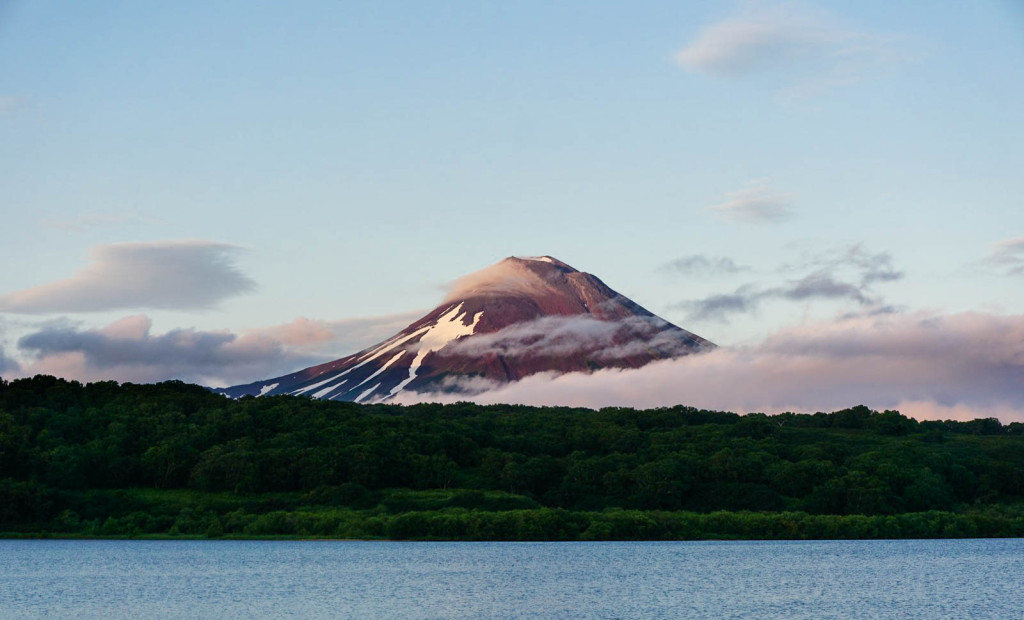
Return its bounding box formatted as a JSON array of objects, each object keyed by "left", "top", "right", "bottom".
[{"left": 1, "top": 539, "right": 1021, "bottom": 618}]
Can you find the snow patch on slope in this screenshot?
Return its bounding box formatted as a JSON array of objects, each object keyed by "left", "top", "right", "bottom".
[
  {"left": 257, "top": 383, "right": 279, "bottom": 397},
  {"left": 291, "top": 371, "right": 348, "bottom": 396},
  {"left": 388, "top": 303, "right": 483, "bottom": 398},
  {"left": 312, "top": 380, "right": 347, "bottom": 399},
  {"left": 355, "top": 317, "right": 440, "bottom": 363},
  {"left": 354, "top": 382, "right": 382, "bottom": 403},
  {"left": 291, "top": 326, "right": 430, "bottom": 397},
  {"left": 352, "top": 350, "right": 406, "bottom": 390}
]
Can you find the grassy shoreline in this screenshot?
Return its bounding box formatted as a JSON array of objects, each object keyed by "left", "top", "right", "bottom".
[{"left": 4, "top": 506, "right": 1024, "bottom": 541}]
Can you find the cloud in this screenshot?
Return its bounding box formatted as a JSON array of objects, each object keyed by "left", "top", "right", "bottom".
[
  {"left": 437, "top": 314, "right": 704, "bottom": 361},
  {"left": 677, "top": 273, "right": 879, "bottom": 322},
  {"left": 394, "top": 311, "right": 1024, "bottom": 422},
  {"left": 782, "top": 244, "right": 902, "bottom": 285},
  {"left": 241, "top": 312, "right": 423, "bottom": 359},
  {"left": 11, "top": 311, "right": 422, "bottom": 387},
  {"left": 679, "top": 286, "right": 761, "bottom": 322},
  {"left": 707, "top": 180, "right": 794, "bottom": 222},
  {"left": 0, "top": 240, "right": 256, "bottom": 313},
  {"left": 781, "top": 272, "right": 870, "bottom": 304},
  {"left": 674, "top": 2, "right": 908, "bottom": 97},
  {"left": 15, "top": 316, "right": 267, "bottom": 386},
  {"left": 0, "top": 96, "right": 28, "bottom": 117},
  {"left": 0, "top": 344, "right": 20, "bottom": 375},
  {"left": 676, "top": 245, "right": 902, "bottom": 322},
  {"left": 659, "top": 255, "right": 749, "bottom": 276},
  {"left": 986, "top": 236, "right": 1024, "bottom": 276},
  {"left": 442, "top": 258, "right": 556, "bottom": 303}
]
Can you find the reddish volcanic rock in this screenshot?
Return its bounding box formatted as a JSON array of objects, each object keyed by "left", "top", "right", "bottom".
[{"left": 218, "top": 256, "right": 714, "bottom": 401}]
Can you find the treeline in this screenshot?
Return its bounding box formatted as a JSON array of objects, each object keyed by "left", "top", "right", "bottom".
[{"left": 1, "top": 375, "right": 1023, "bottom": 539}]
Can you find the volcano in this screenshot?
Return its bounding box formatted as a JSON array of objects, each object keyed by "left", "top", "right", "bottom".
[{"left": 217, "top": 256, "right": 714, "bottom": 402}]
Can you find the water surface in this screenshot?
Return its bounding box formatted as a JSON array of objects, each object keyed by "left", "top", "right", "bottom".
[{"left": 1, "top": 539, "right": 1021, "bottom": 618}]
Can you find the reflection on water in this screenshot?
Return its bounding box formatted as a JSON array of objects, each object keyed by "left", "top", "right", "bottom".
[{"left": 1, "top": 539, "right": 1021, "bottom": 619}]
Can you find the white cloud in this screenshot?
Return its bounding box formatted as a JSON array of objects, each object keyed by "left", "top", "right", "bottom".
[
  {"left": 0, "top": 240, "right": 256, "bottom": 313},
  {"left": 437, "top": 314, "right": 702, "bottom": 361},
  {"left": 707, "top": 180, "right": 794, "bottom": 222},
  {"left": 395, "top": 310, "right": 1024, "bottom": 422},
  {"left": 674, "top": 2, "right": 908, "bottom": 97}
]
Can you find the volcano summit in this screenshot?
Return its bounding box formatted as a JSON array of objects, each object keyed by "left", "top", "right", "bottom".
[{"left": 218, "top": 256, "right": 714, "bottom": 402}]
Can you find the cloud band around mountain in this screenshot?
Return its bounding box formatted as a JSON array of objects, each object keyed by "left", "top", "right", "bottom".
[{"left": 395, "top": 310, "right": 1024, "bottom": 422}]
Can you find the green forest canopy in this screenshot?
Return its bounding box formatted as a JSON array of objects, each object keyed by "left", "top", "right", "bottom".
[{"left": 1, "top": 375, "right": 1022, "bottom": 540}]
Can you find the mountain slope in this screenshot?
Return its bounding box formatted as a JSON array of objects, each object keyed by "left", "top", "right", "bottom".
[{"left": 217, "top": 256, "right": 714, "bottom": 401}]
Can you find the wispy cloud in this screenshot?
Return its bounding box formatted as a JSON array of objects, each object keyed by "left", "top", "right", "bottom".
[
  {"left": 674, "top": 2, "right": 910, "bottom": 98},
  {"left": 781, "top": 244, "right": 903, "bottom": 285},
  {"left": 0, "top": 95, "right": 29, "bottom": 117},
  {"left": 680, "top": 286, "right": 761, "bottom": 322},
  {"left": 0, "top": 240, "right": 256, "bottom": 313},
  {"left": 659, "top": 254, "right": 749, "bottom": 277},
  {"left": 706, "top": 180, "right": 794, "bottom": 222},
  {"left": 395, "top": 311, "right": 1024, "bottom": 422},
  {"left": 676, "top": 245, "right": 902, "bottom": 322},
  {"left": 11, "top": 311, "right": 422, "bottom": 387},
  {"left": 241, "top": 312, "right": 423, "bottom": 359},
  {"left": 986, "top": 236, "right": 1024, "bottom": 276}
]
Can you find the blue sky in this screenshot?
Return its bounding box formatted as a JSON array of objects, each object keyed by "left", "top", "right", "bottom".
[{"left": 1, "top": 2, "right": 1023, "bottom": 416}]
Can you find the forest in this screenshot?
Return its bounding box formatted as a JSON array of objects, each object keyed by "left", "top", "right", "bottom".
[{"left": 1, "top": 375, "right": 1023, "bottom": 540}]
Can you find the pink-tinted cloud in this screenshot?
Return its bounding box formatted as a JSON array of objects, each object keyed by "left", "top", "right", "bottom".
[
  {"left": 442, "top": 258, "right": 555, "bottom": 303},
  {"left": 238, "top": 312, "right": 422, "bottom": 358}
]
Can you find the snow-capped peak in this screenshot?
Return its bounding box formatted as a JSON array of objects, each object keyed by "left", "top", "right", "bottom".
[{"left": 217, "top": 254, "right": 713, "bottom": 402}]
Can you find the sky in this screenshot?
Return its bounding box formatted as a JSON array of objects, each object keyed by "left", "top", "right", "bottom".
[{"left": 1, "top": 1, "right": 1023, "bottom": 419}]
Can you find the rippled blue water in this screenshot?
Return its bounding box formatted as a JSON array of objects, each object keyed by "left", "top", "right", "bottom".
[{"left": 1, "top": 539, "right": 1021, "bottom": 618}]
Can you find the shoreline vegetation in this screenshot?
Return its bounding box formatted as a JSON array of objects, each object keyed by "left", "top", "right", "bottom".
[
  {"left": 1, "top": 376, "right": 1022, "bottom": 541},
  {"left": 3, "top": 507, "right": 1024, "bottom": 541}
]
